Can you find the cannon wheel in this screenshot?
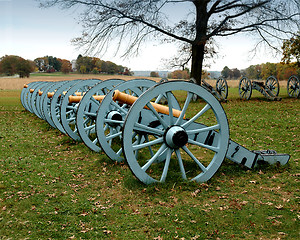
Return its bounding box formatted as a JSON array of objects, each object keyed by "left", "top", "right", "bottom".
[
  {"left": 287, "top": 75, "right": 300, "bottom": 98},
  {"left": 50, "top": 80, "right": 83, "bottom": 133},
  {"left": 21, "top": 81, "right": 38, "bottom": 111},
  {"left": 96, "top": 79, "right": 181, "bottom": 162},
  {"left": 76, "top": 79, "right": 124, "bottom": 152},
  {"left": 60, "top": 79, "right": 101, "bottom": 141},
  {"left": 36, "top": 82, "right": 57, "bottom": 121},
  {"left": 122, "top": 81, "right": 229, "bottom": 184},
  {"left": 22, "top": 81, "right": 43, "bottom": 113},
  {"left": 30, "top": 82, "right": 50, "bottom": 119},
  {"left": 265, "top": 76, "right": 280, "bottom": 96},
  {"left": 239, "top": 77, "right": 252, "bottom": 100},
  {"left": 216, "top": 77, "right": 228, "bottom": 100},
  {"left": 41, "top": 81, "right": 68, "bottom": 129}
]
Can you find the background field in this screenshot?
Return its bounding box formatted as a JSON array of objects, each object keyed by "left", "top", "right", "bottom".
[
  {"left": 0, "top": 75, "right": 299, "bottom": 239},
  {"left": 0, "top": 72, "right": 290, "bottom": 90}
]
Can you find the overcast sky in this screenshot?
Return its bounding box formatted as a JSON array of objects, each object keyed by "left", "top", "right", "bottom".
[{"left": 1, "top": 0, "right": 283, "bottom": 72}]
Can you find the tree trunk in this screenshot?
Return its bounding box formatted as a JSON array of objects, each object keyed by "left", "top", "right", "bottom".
[
  {"left": 190, "top": 0, "right": 208, "bottom": 85},
  {"left": 190, "top": 43, "right": 205, "bottom": 85}
]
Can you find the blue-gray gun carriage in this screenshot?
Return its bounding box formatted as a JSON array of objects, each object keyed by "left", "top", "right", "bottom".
[
  {"left": 239, "top": 76, "right": 280, "bottom": 100},
  {"left": 21, "top": 79, "right": 290, "bottom": 185},
  {"left": 287, "top": 75, "right": 300, "bottom": 98},
  {"left": 191, "top": 77, "right": 228, "bottom": 102}
]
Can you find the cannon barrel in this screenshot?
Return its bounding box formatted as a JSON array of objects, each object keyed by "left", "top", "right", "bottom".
[
  {"left": 112, "top": 90, "right": 183, "bottom": 118},
  {"left": 68, "top": 90, "right": 183, "bottom": 118},
  {"left": 47, "top": 91, "right": 83, "bottom": 99},
  {"left": 69, "top": 95, "right": 105, "bottom": 103}
]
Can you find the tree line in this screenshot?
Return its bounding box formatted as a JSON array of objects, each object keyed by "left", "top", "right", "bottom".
[
  {"left": 34, "top": 56, "right": 72, "bottom": 73},
  {"left": 75, "top": 55, "right": 131, "bottom": 75},
  {"left": 220, "top": 33, "right": 300, "bottom": 80},
  {"left": 221, "top": 62, "right": 299, "bottom": 81},
  {"left": 0, "top": 54, "right": 130, "bottom": 78}
]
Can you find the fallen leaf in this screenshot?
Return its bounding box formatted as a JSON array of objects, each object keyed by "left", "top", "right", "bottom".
[{"left": 275, "top": 204, "right": 284, "bottom": 210}]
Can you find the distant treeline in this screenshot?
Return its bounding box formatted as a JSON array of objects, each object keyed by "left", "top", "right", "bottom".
[
  {"left": 74, "top": 55, "right": 131, "bottom": 75},
  {"left": 221, "top": 62, "right": 299, "bottom": 80},
  {"left": 34, "top": 54, "right": 131, "bottom": 75},
  {"left": 1, "top": 54, "right": 299, "bottom": 80},
  {"left": 0, "top": 54, "right": 131, "bottom": 78}
]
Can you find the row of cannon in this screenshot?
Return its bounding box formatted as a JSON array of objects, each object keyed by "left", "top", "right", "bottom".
[
  {"left": 238, "top": 75, "right": 300, "bottom": 100},
  {"left": 21, "top": 78, "right": 290, "bottom": 184}
]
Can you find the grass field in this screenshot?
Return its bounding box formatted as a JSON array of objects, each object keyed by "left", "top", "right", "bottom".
[{"left": 0, "top": 78, "right": 299, "bottom": 239}]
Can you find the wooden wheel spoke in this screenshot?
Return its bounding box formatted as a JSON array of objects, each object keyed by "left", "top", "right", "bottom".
[
  {"left": 106, "top": 131, "right": 122, "bottom": 141},
  {"left": 166, "top": 91, "right": 174, "bottom": 125},
  {"left": 144, "top": 134, "right": 154, "bottom": 157},
  {"left": 134, "top": 122, "right": 164, "bottom": 136},
  {"left": 175, "top": 149, "right": 187, "bottom": 180},
  {"left": 84, "top": 111, "right": 96, "bottom": 117},
  {"left": 182, "top": 104, "right": 211, "bottom": 129},
  {"left": 146, "top": 102, "right": 168, "bottom": 129},
  {"left": 188, "top": 138, "right": 219, "bottom": 152},
  {"left": 175, "top": 91, "right": 193, "bottom": 125},
  {"left": 154, "top": 94, "right": 164, "bottom": 104},
  {"left": 111, "top": 100, "right": 128, "bottom": 115},
  {"left": 132, "top": 137, "right": 163, "bottom": 151},
  {"left": 66, "top": 117, "right": 76, "bottom": 122},
  {"left": 84, "top": 124, "right": 95, "bottom": 131},
  {"left": 160, "top": 149, "right": 172, "bottom": 182},
  {"left": 141, "top": 144, "right": 168, "bottom": 172},
  {"left": 104, "top": 119, "right": 123, "bottom": 125},
  {"left": 182, "top": 145, "right": 207, "bottom": 172},
  {"left": 186, "top": 124, "right": 220, "bottom": 135}
]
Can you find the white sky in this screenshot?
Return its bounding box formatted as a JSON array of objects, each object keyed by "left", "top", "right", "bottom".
[{"left": 0, "top": 0, "right": 282, "bottom": 72}]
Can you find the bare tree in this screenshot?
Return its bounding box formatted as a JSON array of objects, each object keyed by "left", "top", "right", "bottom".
[{"left": 40, "top": 0, "right": 300, "bottom": 84}]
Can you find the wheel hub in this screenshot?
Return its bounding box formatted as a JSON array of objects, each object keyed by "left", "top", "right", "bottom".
[
  {"left": 164, "top": 126, "right": 188, "bottom": 149},
  {"left": 106, "top": 110, "right": 122, "bottom": 127}
]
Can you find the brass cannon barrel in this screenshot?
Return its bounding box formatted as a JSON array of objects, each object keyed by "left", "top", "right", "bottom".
[
  {"left": 112, "top": 90, "right": 183, "bottom": 118},
  {"left": 68, "top": 95, "right": 105, "bottom": 103},
  {"left": 68, "top": 90, "right": 183, "bottom": 118},
  {"left": 48, "top": 91, "right": 83, "bottom": 99}
]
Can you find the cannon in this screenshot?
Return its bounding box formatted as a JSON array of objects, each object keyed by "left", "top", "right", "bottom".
[
  {"left": 191, "top": 77, "right": 228, "bottom": 102},
  {"left": 21, "top": 79, "right": 290, "bottom": 185},
  {"left": 287, "top": 75, "right": 300, "bottom": 98},
  {"left": 239, "top": 76, "right": 280, "bottom": 100}
]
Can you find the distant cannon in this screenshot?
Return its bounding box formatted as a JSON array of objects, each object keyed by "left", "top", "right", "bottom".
[
  {"left": 238, "top": 76, "right": 280, "bottom": 100},
  {"left": 287, "top": 75, "right": 300, "bottom": 98},
  {"left": 191, "top": 77, "right": 228, "bottom": 102}
]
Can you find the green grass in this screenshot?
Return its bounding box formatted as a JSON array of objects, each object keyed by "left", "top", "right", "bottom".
[
  {"left": 0, "top": 88, "right": 299, "bottom": 239},
  {"left": 30, "top": 72, "right": 75, "bottom": 77}
]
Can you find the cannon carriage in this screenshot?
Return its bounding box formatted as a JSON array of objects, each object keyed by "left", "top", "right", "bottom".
[
  {"left": 287, "top": 75, "right": 300, "bottom": 98},
  {"left": 191, "top": 77, "right": 228, "bottom": 102},
  {"left": 238, "top": 76, "right": 281, "bottom": 100},
  {"left": 21, "top": 78, "right": 290, "bottom": 184}
]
